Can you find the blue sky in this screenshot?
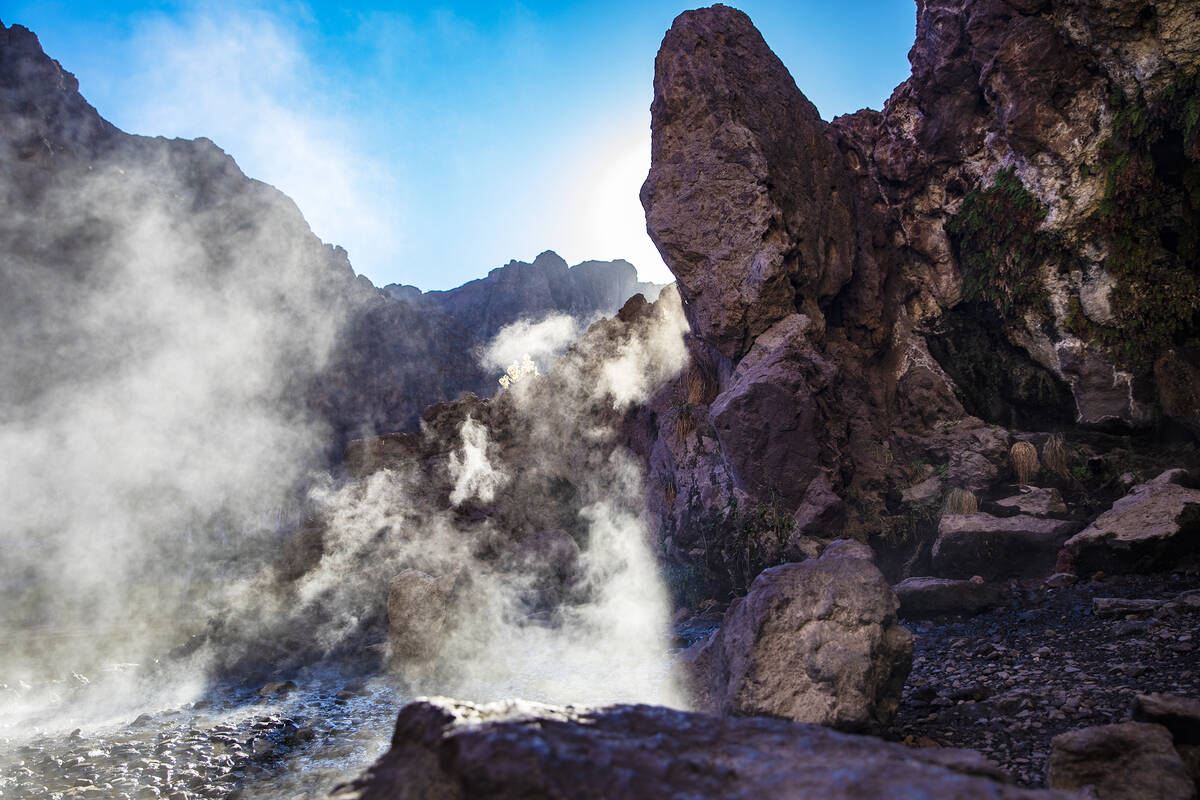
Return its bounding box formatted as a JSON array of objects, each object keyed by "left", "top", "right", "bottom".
[{"left": 4, "top": 1, "right": 916, "bottom": 289}]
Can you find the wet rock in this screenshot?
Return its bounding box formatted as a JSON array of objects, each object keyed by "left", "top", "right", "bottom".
[
  {"left": 933, "top": 514, "right": 1082, "bottom": 581},
  {"left": 688, "top": 540, "right": 912, "bottom": 731},
  {"left": 336, "top": 697, "right": 1077, "bottom": 800},
  {"left": 894, "top": 576, "right": 1006, "bottom": 618},
  {"left": 994, "top": 487, "right": 1069, "bottom": 518},
  {"left": 1047, "top": 722, "right": 1193, "bottom": 799},
  {"left": 1133, "top": 694, "right": 1200, "bottom": 746},
  {"left": 257, "top": 681, "right": 296, "bottom": 697},
  {"left": 1066, "top": 476, "right": 1200, "bottom": 575}
]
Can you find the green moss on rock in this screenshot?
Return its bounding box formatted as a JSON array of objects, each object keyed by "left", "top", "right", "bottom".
[{"left": 946, "top": 168, "right": 1067, "bottom": 319}]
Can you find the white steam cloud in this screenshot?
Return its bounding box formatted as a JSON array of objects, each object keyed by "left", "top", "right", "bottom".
[{"left": 481, "top": 313, "right": 581, "bottom": 376}]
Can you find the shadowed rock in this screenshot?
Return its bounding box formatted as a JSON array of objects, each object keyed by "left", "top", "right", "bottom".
[{"left": 334, "top": 696, "right": 1080, "bottom": 800}]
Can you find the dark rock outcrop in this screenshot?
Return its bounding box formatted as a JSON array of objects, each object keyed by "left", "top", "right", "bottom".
[
  {"left": 335, "top": 697, "right": 1078, "bottom": 800},
  {"left": 933, "top": 513, "right": 1083, "bottom": 580},
  {"left": 637, "top": 0, "right": 1200, "bottom": 587}
]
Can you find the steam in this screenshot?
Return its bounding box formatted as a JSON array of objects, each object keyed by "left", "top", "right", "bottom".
[
  {"left": 481, "top": 313, "right": 581, "bottom": 375},
  {"left": 2, "top": 63, "right": 691, "bottom": 738},
  {"left": 448, "top": 417, "right": 507, "bottom": 505},
  {"left": 0, "top": 143, "right": 350, "bottom": 726}
]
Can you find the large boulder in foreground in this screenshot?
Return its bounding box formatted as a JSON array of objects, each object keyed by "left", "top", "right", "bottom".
[
  {"left": 334, "top": 697, "right": 1078, "bottom": 799},
  {"left": 933, "top": 514, "right": 1081, "bottom": 581},
  {"left": 687, "top": 540, "right": 911, "bottom": 731},
  {"left": 1047, "top": 722, "right": 1193, "bottom": 799},
  {"left": 1065, "top": 473, "right": 1200, "bottom": 575}
]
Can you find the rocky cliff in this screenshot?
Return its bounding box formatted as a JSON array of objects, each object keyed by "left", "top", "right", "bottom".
[
  {"left": 0, "top": 20, "right": 660, "bottom": 459},
  {"left": 637, "top": 1, "right": 1200, "bottom": 593}
]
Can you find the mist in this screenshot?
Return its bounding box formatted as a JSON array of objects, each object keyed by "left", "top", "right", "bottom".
[{"left": 1, "top": 134, "right": 692, "bottom": 744}]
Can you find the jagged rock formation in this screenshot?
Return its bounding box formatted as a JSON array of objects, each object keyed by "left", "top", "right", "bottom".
[
  {"left": 337, "top": 697, "right": 1079, "bottom": 800},
  {"left": 0, "top": 20, "right": 660, "bottom": 458},
  {"left": 316, "top": 250, "right": 665, "bottom": 446},
  {"left": 636, "top": 2, "right": 1200, "bottom": 592}
]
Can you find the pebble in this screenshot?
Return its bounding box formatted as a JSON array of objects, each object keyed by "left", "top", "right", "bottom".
[{"left": 887, "top": 571, "right": 1200, "bottom": 787}]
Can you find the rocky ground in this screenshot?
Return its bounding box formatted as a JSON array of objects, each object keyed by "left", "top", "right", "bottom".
[{"left": 888, "top": 567, "right": 1200, "bottom": 787}]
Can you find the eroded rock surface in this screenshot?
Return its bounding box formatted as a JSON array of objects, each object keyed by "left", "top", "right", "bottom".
[
  {"left": 335, "top": 697, "right": 1079, "bottom": 800},
  {"left": 1066, "top": 475, "right": 1200, "bottom": 575},
  {"left": 687, "top": 540, "right": 912, "bottom": 731}
]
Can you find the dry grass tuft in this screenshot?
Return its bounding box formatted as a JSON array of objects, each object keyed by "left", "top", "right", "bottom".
[
  {"left": 684, "top": 362, "right": 719, "bottom": 407},
  {"left": 1042, "top": 434, "right": 1070, "bottom": 479},
  {"left": 1010, "top": 441, "right": 1040, "bottom": 484},
  {"left": 942, "top": 487, "right": 979, "bottom": 515}
]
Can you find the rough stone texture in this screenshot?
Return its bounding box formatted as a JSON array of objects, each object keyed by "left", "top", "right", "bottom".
[
  {"left": 895, "top": 576, "right": 1006, "bottom": 618},
  {"left": 637, "top": 0, "right": 1200, "bottom": 585},
  {"left": 1046, "top": 722, "right": 1193, "bottom": 799},
  {"left": 995, "top": 487, "right": 1069, "bottom": 518},
  {"left": 335, "top": 697, "right": 1079, "bottom": 800},
  {"left": 1065, "top": 475, "right": 1200, "bottom": 575},
  {"left": 387, "top": 570, "right": 459, "bottom": 665},
  {"left": 688, "top": 540, "right": 912, "bottom": 731},
  {"left": 933, "top": 514, "right": 1083, "bottom": 581},
  {"left": 1133, "top": 694, "right": 1200, "bottom": 746},
  {"left": 640, "top": 8, "right": 857, "bottom": 361}
]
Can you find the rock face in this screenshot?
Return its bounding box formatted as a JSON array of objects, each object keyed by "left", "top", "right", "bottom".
[
  {"left": 933, "top": 514, "right": 1082, "bottom": 581},
  {"left": 1046, "top": 722, "right": 1194, "bottom": 799},
  {"left": 1065, "top": 473, "right": 1200, "bottom": 574},
  {"left": 687, "top": 540, "right": 912, "bottom": 731},
  {"left": 637, "top": 0, "right": 1200, "bottom": 589},
  {"left": 335, "top": 697, "right": 1078, "bottom": 800}
]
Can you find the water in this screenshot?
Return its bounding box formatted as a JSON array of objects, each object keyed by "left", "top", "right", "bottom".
[{"left": 0, "top": 669, "right": 400, "bottom": 800}]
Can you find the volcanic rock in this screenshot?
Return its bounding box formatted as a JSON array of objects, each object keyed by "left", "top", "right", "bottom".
[
  {"left": 894, "top": 576, "right": 1006, "bottom": 619},
  {"left": 687, "top": 539, "right": 911, "bottom": 731},
  {"left": 335, "top": 697, "right": 1078, "bottom": 800},
  {"left": 1066, "top": 475, "right": 1200, "bottom": 575},
  {"left": 1046, "top": 722, "right": 1193, "bottom": 799},
  {"left": 933, "top": 514, "right": 1082, "bottom": 581}
]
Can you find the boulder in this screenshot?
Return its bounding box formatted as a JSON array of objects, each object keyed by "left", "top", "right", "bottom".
[
  {"left": 688, "top": 540, "right": 912, "bottom": 731},
  {"left": 1133, "top": 693, "right": 1200, "bottom": 746},
  {"left": 933, "top": 514, "right": 1082, "bottom": 580},
  {"left": 1065, "top": 475, "right": 1200, "bottom": 575},
  {"left": 994, "top": 487, "right": 1068, "bottom": 518},
  {"left": 1047, "top": 722, "right": 1193, "bottom": 799},
  {"left": 335, "top": 697, "right": 1079, "bottom": 800},
  {"left": 387, "top": 569, "right": 459, "bottom": 666},
  {"left": 894, "top": 576, "right": 1005, "bottom": 618}
]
